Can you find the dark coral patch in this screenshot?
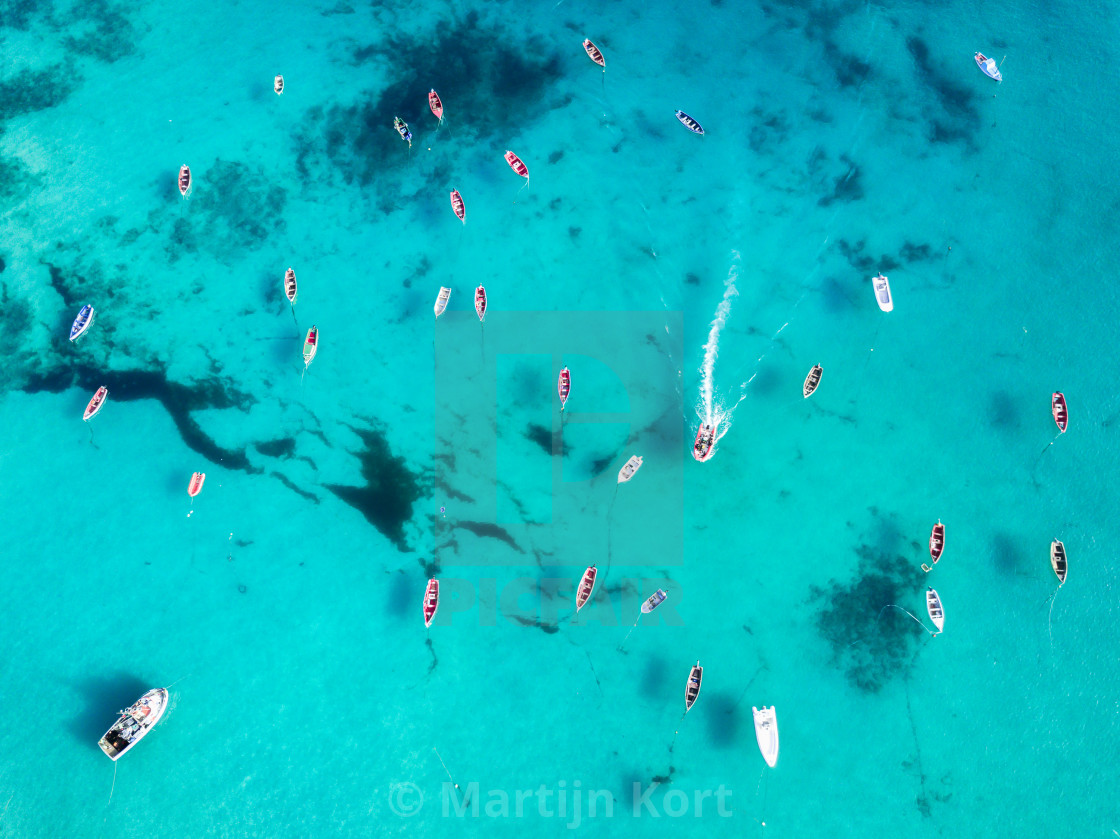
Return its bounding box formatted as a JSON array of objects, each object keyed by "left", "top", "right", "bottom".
[
  {"left": 326, "top": 424, "right": 423, "bottom": 551},
  {"left": 172, "top": 160, "right": 287, "bottom": 260},
  {"left": 456, "top": 521, "right": 525, "bottom": 553},
  {"left": 525, "top": 422, "right": 562, "bottom": 456},
  {"left": 906, "top": 35, "right": 979, "bottom": 144},
  {"left": 255, "top": 438, "right": 296, "bottom": 458},
  {"left": 818, "top": 154, "right": 863, "bottom": 206},
  {"left": 0, "top": 65, "right": 80, "bottom": 121}
]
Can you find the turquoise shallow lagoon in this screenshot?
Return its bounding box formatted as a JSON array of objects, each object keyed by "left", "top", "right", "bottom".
[{"left": 1, "top": 0, "right": 1119, "bottom": 835}]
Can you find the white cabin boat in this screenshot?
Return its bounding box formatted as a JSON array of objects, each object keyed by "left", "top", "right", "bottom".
[
  {"left": 434, "top": 287, "right": 451, "bottom": 318},
  {"left": 98, "top": 688, "right": 168, "bottom": 761},
  {"left": 617, "top": 455, "right": 643, "bottom": 483},
  {"left": 753, "top": 705, "right": 779, "bottom": 768},
  {"left": 872, "top": 273, "right": 893, "bottom": 312}
]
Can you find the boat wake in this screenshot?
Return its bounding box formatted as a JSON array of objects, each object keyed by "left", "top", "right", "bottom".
[{"left": 694, "top": 256, "right": 745, "bottom": 454}]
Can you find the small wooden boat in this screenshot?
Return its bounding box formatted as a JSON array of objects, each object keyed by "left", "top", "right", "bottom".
[
  {"left": 302, "top": 325, "right": 318, "bottom": 367},
  {"left": 428, "top": 89, "right": 443, "bottom": 122},
  {"left": 974, "top": 52, "right": 1002, "bottom": 82},
  {"left": 274, "top": 74, "right": 284, "bottom": 95},
  {"left": 83, "top": 386, "right": 108, "bottom": 421},
  {"left": 693, "top": 423, "right": 717, "bottom": 462},
  {"left": 178, "top": 165, "right": 192, "bottom": 198},
  {"left": 434, "top": 286, "right": 451, "bottom": 318},
  {"left": 1050, "top": 540, "right": 1067, "bottom": 585},
  {"left": 803, "top": 364, "right": 822, "bottom": 398},
  {"left": 1052, "top": 392, "right": 1068, "bottom": 433},
  {"left": 575, "top": 565, "right": 597, "bottom": 611},
  {"left": 583, "top": 38, "right": 605, "bottom": 67},
  {"left": 924, "top": 520, "right": 945, "bottom": 572},
  {"left": 675, "top": 110, "right": 704, "bottom": 135},
  {"left": 617, "top": 455, "right": 643, "bottom": 483},
  {"left": 188, "top": 472, "right": 206, "bottom": 498},
  {"left": 926, "top": 587, "right": 944, "bottom": 635},
  {"left": 450, "top": 189, "right": 466, "bottom": 223},
  {"left": 98, "top": 688, "right": 168, "bottom": 761},
  {"left": 872, "top": 273, "right": 893, "bottom": 312},
  {"left": 504, "top": 150, "right": 529, "bottom": 179},
  {"left": 474, "top": 285, "right": 486, "bottom": 322},
  {"left": 284, "top": 268, "right": 297, "bottom": 305},
  {"left": 70, "top": 304, "right": 95, "bottom": 342},
  {"left": 641, "top": 588, "right": 667, "bottom": 614},
  {"left": 558, "top": 367, "right": 571, "bottom": 412},
  {"left": 424, "top": 578, "right": 440, "bottom": 627},
  {"left": 393, "top": 117, "right": 412, "bottom": 148},
  {"left": 752, "top": 706, "right": 779, "bottom": 768},
  {"left": 685, "top": 661, "right": 703, "bottom": 711}
]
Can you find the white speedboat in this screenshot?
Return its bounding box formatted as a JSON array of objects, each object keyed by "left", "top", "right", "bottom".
[
  {"left": 98, "top": 688, "right": 168, "bottom": 760},
  {"left": 872, "top": 273, "right": 893, "bottom": 312},
  {"left": 617, "top": 455, "right": 643, "bottom": 483},
  {"left": 434, "top": 286, "right": 451, "bottom": 318},
  {"left": 752, "top": 705, "right": 779, "bottom": 768}
]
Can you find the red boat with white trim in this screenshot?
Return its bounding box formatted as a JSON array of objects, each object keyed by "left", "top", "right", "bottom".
[
  {"left": 84, "top": 386, "right": 108, "bottom": 421},
  {"left": 693, "top": 423, "right": 717, "bottom": 462},
  {"left": 450, "top": 190, "right": 465, "bottom": 223},
  {"left": 475, "top": 286, "right": 486, "bottom": 322},
  {"left": 504, "top": 150, "right": 529, "bottom": 180},
  {"left": 429, "top": 89, "right": 443, "bottom": 122},
  {"left": 923, "top": 520, "right": 945, "bottom": 572},
  {"left": 575, "top": 565, "right": 597, "bottom": 611},
  {"left": 303, "top": 326, "right": 318, "bottom": 367},
  {"left": 558, "top": 367, "right": 571, "bottom": 412},
  {"left": 1052, "top": 392, "right": 1067, "bottom": 432},
  {"left": 583, "top": 39, "right": 605, "bottom": 67},
  {"left": 188, "top": 472, "right": 206, "bottom": 498},
  {"left": 424, "top": 578, "right": 439, "bottom": 627},
  {"left": 178, "top": 165, "right": 192, "bottom": 198}
]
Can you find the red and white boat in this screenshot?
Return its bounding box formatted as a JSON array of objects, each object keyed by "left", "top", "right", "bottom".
[
  {"left": 974, "top": 52, "right": 1002, "bottom": 82},
  {"left": 450, "top": 189, "right": 465, "bottom": 223},
  {"left": 83, "top": 386, "right": 108, "bottom": 421},
  {"left": 428, "top": 89, "right": 444, "bottom": 122},
  {"left": 274, "top": 74, "right": 284, "bottom": 95},
  {"left": 923, "top": 520, "right": 945, "bottom": 572},
  {"left": 504, "top": 150, "right": 529, "bottom": 180},
  {"left": 284, "top": 267, "right": 297, "bottom": 305},
  {"left": 188, "top": 472, "right": 206, "bottom": 498},
  {"left": 582, "top": 38, "right": 605, "bottom": 67},
  {"left": 575, "top": 565, "right": 597, "bottom": 611},
  {"left": 558, "top": 367, "right": 571, "bottom": 412},
  {"left": 1052, "top": 392, "right": 1068, "bottom": 432},
  {"left": 303, "top": 325, "right": 318, "bottom": 367},
  {"left": 693, "top": 423, "right": 717, "bottom": 462},
  {"left": 178, "top": 165, "right": 192, "bottom": 198},
  {"left": 424, "top": 578, "right": 439, "bottom": 627},
  {"left": 474, "top": 286, "right": 487, "bottom": 322}
]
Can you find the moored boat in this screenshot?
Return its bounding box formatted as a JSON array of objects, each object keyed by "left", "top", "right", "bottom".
[
  {"left": 424, "top": 578, "right": 440, "bottom": 627},
  {"left": 926, "top": 587, "right": 944, "bottom": 635},
  {"left": 558, "top": 367, "right": 571, "bottom": 412},
  {"left": 83, "top": 386, "right": 108, "bottom": 421},
  {"left": 302, "top": 325, "right": 318, "bottom": 367},
  {"left": 617, "top": 455, "right": 643, "bottom": 483},
  {"left": 70, "top": 304, "right": 95, "bottom": 342},
  {"left": 583, "top": 38, "right": 605, "bottom": 67},
  {"left": 926, "top": 520, "right": 945, "bottom": 571},
  {"left": 675, "top": 110, "right": 704, "bottom": 135},
  {"left": 393, "top": 117, "right": 412, "bottom": 147},
  {"left": 274, "top": 74, "right": 284, "bottom": 95},
  {"left": 178, "top": 165, "right": 192, "bottom": 198},
  {"left": 641, "top": 588, "right": 667, "bottom": 614},
  {"left": 693, "top": 423, "right": 717, "bottom": 462},
  {"left": 187, "top": 472, "right": 206, "bottom": 498},
  {"left": 803, "top": 364, "right": 822, "bottom": 398},
  {"left": 974, "top": 52, "right": 1002, "bottom": 82},
  {"left": 450, "top": 189, "right": 466, "bottom": 223},
  {"left": 504, "top": 150, "right": 529, "bottom": 179},
  {"left": 1052, "top": 392, "right": 1068, "bottom": 432},
  {"left": 434, "top": 286, "right": 451, "bottom": 318},
  {"left": 429, "top": 89, "right": 444, "bottom": 122},
  {"left": 1050, "top": 540, "right": 1067, "bottom": 585},
  {"left": 872, "top": 273, "right": 893, "bottom": 312},
  {"left": 98, "top": 688, "right": 168, "bottom": 761},
  {"left": 685, "top": 661, "right": 703, "bottom": 711},
  {"left": 575, "top": 565, "right": 597, "bottom": 611},
  {"left": 752, "top": 706, "right": 779, "bottom": 768},
  {"left": 475, "top": 286, "right": 486, "bottom": 322},
  {"left": 284, "top": 268, "right": 297, "bottom": 305}
]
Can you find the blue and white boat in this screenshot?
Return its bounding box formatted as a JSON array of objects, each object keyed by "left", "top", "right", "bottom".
[
  {"left": 974, "top": 52, "right": 1002, "bottom": 82},
  {"left": 69, "top": 305, "right": 94, "bottom": 341},
  {"left": 675, "top": 110, "right": 705, "bottom": 135}
]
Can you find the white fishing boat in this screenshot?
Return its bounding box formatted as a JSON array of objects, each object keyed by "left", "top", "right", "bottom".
[
  {"left": 974, "top": 52, "right": 1002, "bottom": 82},
  {"left": 98, "top": 688, "right": 168, "bottom": 761},
  {"left": 617, "top": 455, "right": 643, "bottom": 483},
  {"left": 641, "top": 589, "right": 667, "bottom": 613},
  {"left": 685, "top": 661, "right": 703, "bottom": 711},
  {"left": 872, "top": 273, "right": 893, "bottom": 312},
  {"left": 284, "top": 267, "right": 297, "bottom": 305},
  {"left": 803, "top": 364, "right": 822, "bottom": 398},
  {"left": 926, "top": 587, "right": 944, "bottom": 635},
  {"left": 752, "top": 706, "right": 779, "bottom": 768},
  {"left": 1050, "top": 540, "right": 1067, "bottom": 585},
  {"left": 274, "top": 74, "right": 285, "bottom": 95},
  {"left": 434, "top": 286, "right": 451, "bottom": 318}
]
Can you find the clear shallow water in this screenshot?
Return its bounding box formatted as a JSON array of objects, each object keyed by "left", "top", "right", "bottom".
[{"left": 2, "top": 0, "right": 1119, "bottom": 835}]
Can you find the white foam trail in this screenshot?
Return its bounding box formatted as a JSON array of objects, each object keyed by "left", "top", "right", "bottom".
[{"left": 699, "top": 254, "right": 740, "bottom": 424}]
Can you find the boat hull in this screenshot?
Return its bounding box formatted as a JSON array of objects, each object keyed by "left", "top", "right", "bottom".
[
  {"left": 558, "top": 368, "right": 571, "bottom": 410},
  {"left": 575, "top": 565, "right": 597, "bottom": 611},
  {"left": 692, "top": 423, "right": 717, "bottom": 462},
  {"left": 583, "top": 39, "right": 605, "bottom": 67},
  {"left": 872, "top": 274, "right": 893, "bottom": 311},
  {"left": 424, "top": 579, "right": 439, "bottom": 627},
  {"left": 504, "top": 151, "right": 529, "bottom": 178},
  {"left": 303, "top": 326, "right": 318, "bottom": 367},
  {"left": 83, "top": 387, "right": 108, "bottom": 421},
  {"left": 929, "top": 522, "right": 945, "bottom": 564},
  {"left": 450, "top": 190, "right": 466, "bottom": 223},
  {"left": 178, "top": 165, "right": 192, "bottom": 198},
  {"left": 475, "top": 286, "right": 487, "bottom": 321},
  {"left": 1052, "top": 392, "right": 1068, "bottom": 432},
  {"left": 274, "top": 75, "right": 284, "bottom": 95},
  {"left": 926, "top": 587, "right": 944, "bottom": 634},
  {"left": 284, "top": 268, "right": 297, "bottom": 304},
  {"left": 641, "top": 589, "right": 667, "bottom": 614},
  {"left": 188, "top": 472, "right": 205, "bottom": 497},
  {"left": 1050, "top": 540, "right": 1067, "bottom": 585},
  {"left": 752, "top": 706, "right": 779, "bottom": 768},
  {"left": 675, "top": 110, "right": 704, "bottom": 135},
  {"left": 685, "top": 662, "right": 703, "bottom": 711},
  {"left": 70, "top": 305, "right": 95, "bottom": 341},
  {"left": 803, "top": 364, "right": 822, "bottom": 398},
  {"left": 617, "top": 455, "right": 643, "bottom": 483},
  {"left": 429, "top": 89, "right": 443, "bottom": 121},
  {"left": 98, "top": 688, "right": 168, "bottom": 761},
  {"left": 974, "top": 53, "right": 1002, "bottom": 82},
  {"left": 434, "top": 287, "right": 451, "bottom": 318}
]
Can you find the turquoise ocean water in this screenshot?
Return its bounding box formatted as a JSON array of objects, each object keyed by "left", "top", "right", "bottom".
[{"left": 2, "top": 0, "right": 1119, "bottom": 835}]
